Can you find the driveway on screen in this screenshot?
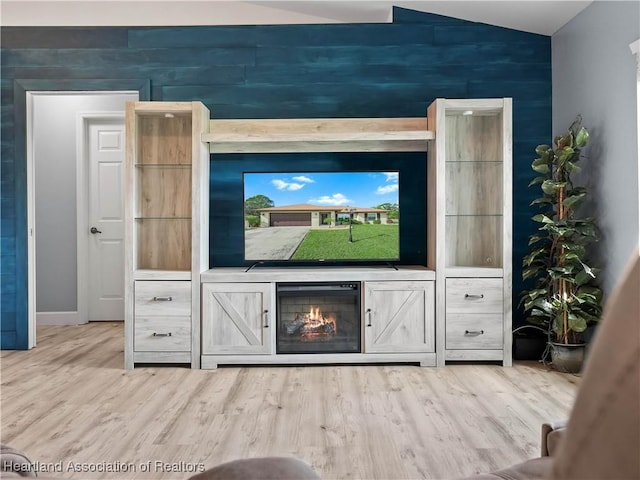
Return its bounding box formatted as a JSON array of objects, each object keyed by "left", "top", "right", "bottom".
[{"left": 244, "top": 226, "right": 310, "bottom": 260}]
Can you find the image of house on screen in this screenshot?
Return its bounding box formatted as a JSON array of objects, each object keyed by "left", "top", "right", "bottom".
[{"left": 256, "top": 203, "right": 390, "bottom": 228}]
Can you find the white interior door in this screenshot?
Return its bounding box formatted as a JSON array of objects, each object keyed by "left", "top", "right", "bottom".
[{"left": 87, "top": 118, "right": 126, "bottom": 320}]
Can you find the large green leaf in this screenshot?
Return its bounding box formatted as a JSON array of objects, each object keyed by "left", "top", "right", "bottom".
[
  {"left": 532, "top": 214, "right": 554, "bottom": 224},
  {"left": 536, "top": 297, "right": 555, "bottom": 313},
  {"left": 575, "top": 269, "right": 592, "bottom": 286},
  {"left": 569, "top": 186, "right": 587, "bottom": 195},
  {"left": 530, "top": 197, "right": 554, "bottom": 207},
  {"left": 525, "top": 313, "right": 549, "bottom": 327},
  {"left": 523, "top": 266, "right": 545, "bottom": 281},
  {"left": 578, "top": 286, "right": 603, "bottom": 302},
  {"left": 552, "top": 312, "right": 565, "bottom": 335},
  {"left": 526, "top": 288, "right": 549, "bottom": 300},
  {"left": 574, "top": 222, "right": 597, "bottom": 238},
  {"left": 560, "top": 243, "right": 586, "bottom": 256},
  {"left": 532, "top": 163, "right": 550, "bottom": 174},
  {"left": 531, "top": 156, "right": 550, "bottom": 174},
  {"left": 568, "top": 314, "right": 587, "bottom": 333},
  {"left": 528, "top": 233, "right": 550, "bottom": 246},
  {"left": 535, "top": 144, "right": 551, "bottom": 155},
  {"left": 561, "top": 252, "right": 580, "bottom": 263},
  {"left": 563, "top": 192, "right": 586, "bottom": 209},
  {"left": 549, "top": 269, "right": 576, "bottom": 281},
  {"left": 523, "top": 247, "right": 548, "bottom": 266},
  {"left": 557, "top": 146, "right": 575, "bottom": 164},
  {"left": 579, "top": 261, "right": 596, "bottom": 278},
  {"left": 575, "top": 126, "right": 589, "bottom": 147},
  {"left": 529, "top": 176, "right": 547, "bottom": 187},
  {"left": 544, "top": 223, "right": 572, "bottom": 237},
  {"left": 565, "top": 161, "right": 582, "bottom": 174},
  {"left": 542, "top": 180, "right": 566, "bottom": 195}
]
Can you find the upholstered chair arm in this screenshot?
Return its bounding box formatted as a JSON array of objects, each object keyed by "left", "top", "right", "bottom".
[{"left": 541, "top": 420, "right": 567, "bottom": 457}]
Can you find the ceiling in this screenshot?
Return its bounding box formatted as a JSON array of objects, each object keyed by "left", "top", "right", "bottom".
[{"left": 0, "top": 0, "right": 594, "bottom": 36}]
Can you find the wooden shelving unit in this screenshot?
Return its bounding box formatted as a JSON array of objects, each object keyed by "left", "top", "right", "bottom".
[
  {"left": 124, "top": 99, "right": 512, "bottom": 369},
  {"left": 124, "top": 101, "right": 210, "bottom": 369},
  {"left": 428, "top": 98, "right": 512, "bottom": 366}
]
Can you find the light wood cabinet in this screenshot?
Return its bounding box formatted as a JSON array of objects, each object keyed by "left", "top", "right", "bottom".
[
  {"left": 201, "top": 283, "right": 273, "bottom": 357},
  {"left": 199, "top": 269, "right": 437, "bottom": 368},
  {"left": 121, "top": 99, "right": 511, "bottom": 369},
  {"left": 364, "top": 281, "right": 435, "bottom": 353},
  {"left": 428, "top": 98, "right": 512, "bottom": 366},
  {"left": 134, "top": 315, "right": 191, "bottom": 352},
  {"left": 124, "top": 101, "right": 210, "bottom": 369}
]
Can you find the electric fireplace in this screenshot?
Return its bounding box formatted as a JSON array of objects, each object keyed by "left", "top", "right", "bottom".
[{"left": 276, "top": 282, "right": 361, "bottom": 354}]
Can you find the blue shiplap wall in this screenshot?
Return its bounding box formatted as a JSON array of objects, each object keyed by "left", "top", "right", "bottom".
[{"left": 0, "top": 7, "right": 551, "bottom": 349}]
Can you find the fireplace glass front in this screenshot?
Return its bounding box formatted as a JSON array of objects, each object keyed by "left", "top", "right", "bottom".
[{"left": 276, "top": 282, "right": 361, "bottom": 354}]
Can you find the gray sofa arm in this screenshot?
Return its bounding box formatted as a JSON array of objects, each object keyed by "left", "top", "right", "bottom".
[
  {"left": 541, "top": 420, "right": 567, "bottom": 457},
  {"left": 0, "top": 444, "right": 37, "bottom": 477},
  {"left": 188, "top": 457, "right": 320, "bottom": 480}
]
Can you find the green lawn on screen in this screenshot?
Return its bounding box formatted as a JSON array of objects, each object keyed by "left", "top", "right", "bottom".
[{"left": 291, "top": 224, "right": 399, "bottom": 260}]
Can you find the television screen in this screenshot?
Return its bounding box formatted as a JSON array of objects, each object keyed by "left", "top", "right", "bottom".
[{"left": 243, "top": 171, "right": 400, "bottom": 263}]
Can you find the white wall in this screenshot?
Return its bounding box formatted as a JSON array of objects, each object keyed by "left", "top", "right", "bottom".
[
  {"left": 33, "top": 93, "right": 138, "bottom": 313},
  {"left": 552, "top": 0, "right": 640, "bottom": 296},
  {"left": 0, "top": 1, "right": 591, "bottom": 36}
]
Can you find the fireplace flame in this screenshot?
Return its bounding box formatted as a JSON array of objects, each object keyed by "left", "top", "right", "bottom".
[{"left": 300, "top": 306, "right": 337, "bottom": 337}]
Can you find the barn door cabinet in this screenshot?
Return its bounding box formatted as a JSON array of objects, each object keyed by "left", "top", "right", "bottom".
[
  {"left": 363, "top": 281, "right": 435, "bottom": 354},
  {"left": 428, "top": 98, "right": 513, "bottom": 366},
  {"left": 124, "top": 101, "right": 210, "bottom": 369},
  {"left": 201, "top": 283, "right": 273, "bottom": 357}
]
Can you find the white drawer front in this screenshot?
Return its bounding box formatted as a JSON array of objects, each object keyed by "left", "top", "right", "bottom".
[
  {"left": 135, "top": 281, "right": 191, "bottom": 316},
  {"left": 446, "top": 314, "right": 503, "bottom": 349},
  {"left": 134, "top": 316, "right": 191, "bottom": 352},
  {"left": 446, "top": 278, "right": 503, "bottom": 314}
]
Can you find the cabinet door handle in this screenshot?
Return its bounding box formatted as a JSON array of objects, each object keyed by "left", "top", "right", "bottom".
[
  {"left": 263, "top": 309, "right": 269, "bottom": 328},
  {"left": 464, "top": 330, "right": 484, "bottom": 336},
  {"left": 366, "top": 308, "right": 372, "bottom": 327},
  {"left": 152, "top": 332, "right": 172, "bottom": 337},
  {"left": 464, "top": 294, "right": 484, "bottom": 299},
  {"left": 153, "top": 296, "right": 173, "bottom": 302}
]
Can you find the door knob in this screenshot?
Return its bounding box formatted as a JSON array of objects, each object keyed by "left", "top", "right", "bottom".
[{"left": 90, "top": 227, "right": 102, "bottom": 234}]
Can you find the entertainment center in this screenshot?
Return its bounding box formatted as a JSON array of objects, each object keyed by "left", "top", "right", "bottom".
[{"left": 124, "top": 98, "right": 512, "bottom": 369}]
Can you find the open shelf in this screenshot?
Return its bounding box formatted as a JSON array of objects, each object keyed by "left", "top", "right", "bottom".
[{"left": 204, "top": 117, "right": 433, "bottom": 153}]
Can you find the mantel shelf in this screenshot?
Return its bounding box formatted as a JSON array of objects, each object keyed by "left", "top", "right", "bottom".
[{"left": 204, "top": 117, "right": 433, "bottom": 153}]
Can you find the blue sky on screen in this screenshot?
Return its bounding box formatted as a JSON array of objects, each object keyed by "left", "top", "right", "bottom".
[{"left": 244, "top": 171, "right": 399, "bottom": 208}]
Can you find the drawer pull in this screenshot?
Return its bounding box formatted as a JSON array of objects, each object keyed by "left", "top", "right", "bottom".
[
  {"left": 153, "top": 296, "right": 173, "bottom": 302},
  {"left": 263, "top": 309, "right": 269, "bottom": 328},
  {"left": 152, "top": 332, "right": 172, "bottom": 337},
  {"left": 464, "top": 330, "right": 485, "bottom": 336},
  {"left": 464, "top": 294, "right": 484, "bottom": 299}
]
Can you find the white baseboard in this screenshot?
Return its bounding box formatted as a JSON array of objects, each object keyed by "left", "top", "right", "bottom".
[{"left": 36, "top": 311, "right": 86, "bottom": 325}]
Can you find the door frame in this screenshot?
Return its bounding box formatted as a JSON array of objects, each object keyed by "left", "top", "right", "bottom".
[
  {"left": 76, "top": 112, "right": 126, "bottom": 326},
  {"left": 17, "top": 79, "right": 149, "bottom": 349}
]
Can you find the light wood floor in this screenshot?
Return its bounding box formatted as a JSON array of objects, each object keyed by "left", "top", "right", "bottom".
[{"left": 1, "top": 322, "right": 579, "bottom": 480}]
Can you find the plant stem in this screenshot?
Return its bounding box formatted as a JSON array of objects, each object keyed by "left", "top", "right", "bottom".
[{"left": 556, "top": 150, "right": 569, "bottom": 344}]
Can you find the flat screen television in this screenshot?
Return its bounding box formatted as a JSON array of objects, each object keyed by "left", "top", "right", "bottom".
[{"left": 243, "top": 171, "right": 400, "bottom": 263}]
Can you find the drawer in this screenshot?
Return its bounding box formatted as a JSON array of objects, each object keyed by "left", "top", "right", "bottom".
[
  {"left": 135, "top": 281, "right": 191, "bottom": 316},
  {"left": 134, "top": 316, "right": 191, "bottom": 352},
  {"left": 446, "top": 314, "right": 503, "bottom": 349},
  {"left": 446, "top": 278, "right": 503, "bottom": 314}
]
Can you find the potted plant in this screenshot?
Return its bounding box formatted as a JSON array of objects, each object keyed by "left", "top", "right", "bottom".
[{"left": 520, "top": 116, "right": 603, "bottom": 373}]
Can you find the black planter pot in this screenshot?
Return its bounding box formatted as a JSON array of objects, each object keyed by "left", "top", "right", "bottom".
[
  {"left": 513, "top": 333, "right": 547, "bottom": 361},
  {"left": 512, "top": 325, "right": 548, "bottom": 361}
]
